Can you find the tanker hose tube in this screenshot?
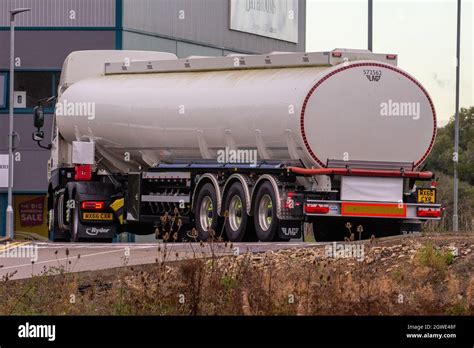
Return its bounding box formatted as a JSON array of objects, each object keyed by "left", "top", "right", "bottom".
[{"left": 287, "top": 167, "right": 433, "bottom": 179}]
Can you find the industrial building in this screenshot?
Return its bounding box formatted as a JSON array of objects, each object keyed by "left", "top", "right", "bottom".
[{"left": 0, "top": 0, "right": 306, "bottom": 238}]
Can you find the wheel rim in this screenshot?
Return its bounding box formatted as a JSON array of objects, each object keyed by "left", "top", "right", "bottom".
[
  {"left": 258, "top": 194, "right": 273, "bottom": 231},
  {"left": 228, "top": 195, "right": 243, "bottom": 231},
  {"left": 199, "top": 196, "right": 214, "bottom": 231}
]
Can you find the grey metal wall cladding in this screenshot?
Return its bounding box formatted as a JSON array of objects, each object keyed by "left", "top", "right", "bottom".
[
  {"left": 122, "top": 31, "right": 247, "bottom": 57},
  {"left": 0, "top": 114, "right": 52, "bottom": 192},
  {"left": 0, "top": 150, "right": 50, "bottom": 192},
  {"left": 0, "top": 114, "right": 53, "bottom": 151},
  {"left": 0, "top": 30, "right": 115, "bottom": 69},
  {"left": 122, "top": 0, "right": 306, "bottom": 54},
  {"left": 176, "top": 41, "right": 223, "bottom": 58},
  {"left": 223, "top": 49, "right": 243, "bottom": 55},
  {"left": 0, "top": 0, "right": 116, "bottom": 27},
  {"left": 122, "top": 31, "right": 177, "bottom": 54}
]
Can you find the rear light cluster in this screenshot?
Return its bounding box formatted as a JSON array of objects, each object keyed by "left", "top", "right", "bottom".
[
  {"left": 81, "top": 201, "right": 105, "bottom": 211},
  {"left": 386, "top": 54, "right": 397, "bottom": 60},
  {"left": 305, "top": 203, "right": 329, "bottom": 214},
  {"left": 417, "top": 207, "right": 441, "bottom": 218}
]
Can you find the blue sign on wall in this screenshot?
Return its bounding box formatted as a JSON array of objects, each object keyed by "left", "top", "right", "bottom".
[
  {"left": 0, "top": 73, "right": 6, "bottom": 109},
  {"left": 0, "top": 193, "right": 7, "bottom": 237}
]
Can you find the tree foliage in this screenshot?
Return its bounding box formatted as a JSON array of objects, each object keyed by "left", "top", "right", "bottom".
[
  {"left": 423, "top": 107, "right": 474, "bottom": 231},
  {"left": 425, "top": 107, "right": 474, "bottom": 185}
]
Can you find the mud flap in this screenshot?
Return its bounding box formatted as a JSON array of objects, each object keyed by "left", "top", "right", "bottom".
[
  {"left": 278, "top": 220, "right": 302, "bottom": 239},
  {"left": 78, "top": 224, "right": 117, "bottom": 239},
  {"left": 73, "top": 184, "right": 117, "bottom": 241},
  {"left": 400, "top": 221, "right": 422, "bottom": 234}
]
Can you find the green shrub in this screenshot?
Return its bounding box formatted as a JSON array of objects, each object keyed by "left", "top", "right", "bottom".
[{"left": 417, "top": 244, "right": 455, "bottom": 277}]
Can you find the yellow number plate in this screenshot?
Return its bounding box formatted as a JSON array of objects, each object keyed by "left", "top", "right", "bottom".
[
  {"left": 82, "top": 212, "right": 113, "bottom": 221},
  {"left": 417, "top": 188, "right": 436, "bottom": 204}
]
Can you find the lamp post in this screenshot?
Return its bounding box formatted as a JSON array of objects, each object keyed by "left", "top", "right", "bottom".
[
  {"left": 453, "top": 0, "right": 461, "bottom": 231},
  {"left": 368, "top": 0, "right": 373, "bottom": 51},
  {"left": 6, "top": 8, "right": 31, "bottom": 240}
]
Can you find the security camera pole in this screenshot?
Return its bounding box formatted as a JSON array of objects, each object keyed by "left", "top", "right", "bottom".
[
  {"left": 6, "top": 8, "right": 31, "bottom": 240},
  {"left": 453, "top": 0, "right": 461, "bottom": 231}
]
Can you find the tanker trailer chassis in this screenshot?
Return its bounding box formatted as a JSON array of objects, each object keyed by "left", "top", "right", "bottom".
[{"left": 45, "top": 158, "right": 441, "bottom": 243}]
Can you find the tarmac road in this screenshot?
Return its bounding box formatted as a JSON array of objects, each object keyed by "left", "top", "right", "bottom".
[{"left": 0, "top": 240, "right": 323, "bottom": 280}]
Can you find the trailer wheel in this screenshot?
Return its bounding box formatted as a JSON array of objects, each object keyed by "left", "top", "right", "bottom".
[
  {"left": 194, "top": 183, "right": 221, "bottom": 241},
  {"left": 48, "top": 192, "right": 69, "bottom": 242},
  {"left": 224, "top": 182, "right": 250, "bottom": 242},
  {"left": 253, "top": 182, "right": 279, "bottom": 242}
]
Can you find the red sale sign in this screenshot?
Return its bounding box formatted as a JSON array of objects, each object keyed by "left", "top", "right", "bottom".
[{"left": 18, "top": 196, "right": 44, "bottom": 227}]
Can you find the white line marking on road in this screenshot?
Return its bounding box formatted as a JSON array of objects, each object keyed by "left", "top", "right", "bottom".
[{"left": 33, "top": 242, "right": 182, "bottom": 249}]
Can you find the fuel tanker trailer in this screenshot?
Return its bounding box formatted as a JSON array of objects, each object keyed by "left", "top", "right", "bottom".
[{"left": 32, "top": 49, "right": 441, "bottom": 243}]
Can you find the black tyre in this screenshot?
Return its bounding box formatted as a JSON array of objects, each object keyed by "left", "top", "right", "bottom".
[
  {"left": 48, "top": 192, "right": 70, "bottom": 242},
  {"left": 194, "top": 183, "right": 221, "bottom": 241},
  {"left": 47, "top": 193, "right": 60, "bottom": 241},
  {"left": 224, "top": 182, "right": 250, "bottom": 242},
  {"left": 253, "top": 182, "right": 279, "bottom": 242}
]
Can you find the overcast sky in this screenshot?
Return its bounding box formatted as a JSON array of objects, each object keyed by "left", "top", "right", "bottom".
[{"left": 306, "top": 0, "right": 473, "bottom": 126}]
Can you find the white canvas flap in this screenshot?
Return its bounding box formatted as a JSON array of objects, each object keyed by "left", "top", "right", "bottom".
[
  {"left": 341, "top": 176, "right": 403, "bottom": 202},
  {"left": 72, "top": 141, "right": 95, "bottom": 165}
]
